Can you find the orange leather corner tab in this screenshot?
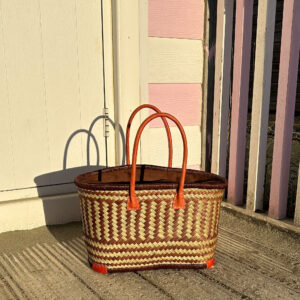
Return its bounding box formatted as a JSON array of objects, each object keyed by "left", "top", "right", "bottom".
[
  {"left": 92, "top": 263, "right": 108, "bottom": 274},
  {"left": 206, "top": 258, "right": 215, "bottom": 269},
  {"left": 172, "top": 193, "right": 185, "bottom": 209},
  {"left": 127, "top": 195, "right": 140, "bottom": 210}
]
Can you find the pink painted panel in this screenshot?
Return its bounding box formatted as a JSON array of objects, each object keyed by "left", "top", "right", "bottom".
[
  {"left": 148, "top": 0, "right": 203, "bottom": 40},
  {"left": 148, "top": 83, "right": 201, "bottom": 127},
  {"left": 268, "top": 0, "right": 300, "bottom": 219},
  {"left": 227, "top": 0, "right": 254, "bottom": 205}
]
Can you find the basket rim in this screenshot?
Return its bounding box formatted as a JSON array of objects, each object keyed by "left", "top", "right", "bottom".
[{"left": 74, "top": 164, "right": 227, "bottom": 191}]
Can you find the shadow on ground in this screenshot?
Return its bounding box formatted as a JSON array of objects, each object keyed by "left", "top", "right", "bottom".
[{"left": 0, "top": 210, "right": 299, "bottom": 299}]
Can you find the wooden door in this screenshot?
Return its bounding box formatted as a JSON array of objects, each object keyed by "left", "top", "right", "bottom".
[{"left": 0, "top": 0, "right": 115, "bottom": 203}]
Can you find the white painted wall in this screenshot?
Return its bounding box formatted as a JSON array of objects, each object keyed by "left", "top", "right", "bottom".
[{"left": 0, "top": 0, "right": 114, "bottom": 232}]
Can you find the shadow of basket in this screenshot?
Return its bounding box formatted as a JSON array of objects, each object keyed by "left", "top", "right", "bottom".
[{"left": 34, "top": 115, "right": 125, "bottom": 225}]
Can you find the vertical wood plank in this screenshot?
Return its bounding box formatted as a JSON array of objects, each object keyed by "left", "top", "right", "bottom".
[
  {"left": 269, "top": 0, "right": 300, "bottom": 219},
  {"left": 39, "top": 0, "right": 83, "bottom": 183},
  {"left": 211, "top": 0, "right": 234, "bottom": 177},
  {"left": 0, "top": 2, "right": 15, "bottom": 190},
  {"left": 294, "top": 163, "right": 300, "bottom": 226},
  {"left": 246, "top": 0, "right": 276, "bottom": 211},
  {"left": 0, "top": 0, "right": 51, "bottom": 188},
  {"left": 75, "top": 0, "right": 105, "bottom": 166},
  {"left": 112, "top": 0, "right": 141, "bottom": 165},
  {"left": 227, "top": 0, "right": 254, "bottom": 205},
  {"left": 200, "top": 0, "right": 209, "bottom": 171},
  {"left": 139, "top": 0, "right": 149, "bottom": 165},
  {"left": 102, "top": 0, "right": 116, "bottom": 167}
]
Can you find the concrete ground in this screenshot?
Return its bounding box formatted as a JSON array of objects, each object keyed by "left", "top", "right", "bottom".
[{"left": 0, "top": 209, "right": 299, "bottom": 300}]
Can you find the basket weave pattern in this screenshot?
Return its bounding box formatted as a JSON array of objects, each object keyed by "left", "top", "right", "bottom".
[{"left": 79, "top": 187, "right": 224, "bottom": 271}]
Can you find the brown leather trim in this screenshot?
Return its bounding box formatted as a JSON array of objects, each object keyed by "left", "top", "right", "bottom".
[
  {"left": 74, "top": 164, "right": 227, "bottom": 191},
  {"left": 88, "top": 258, "right": 210, "bottom": 272},
  {"left": 107, "top": 263, "right": 208, "bottom": 273},
  {"left": 88, "top": 261, "right": 209, "bottom": 273}
]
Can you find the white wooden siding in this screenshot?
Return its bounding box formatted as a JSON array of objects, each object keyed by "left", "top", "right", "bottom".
[
  {"left": 148, "top": 37, "right": 203, "bottom": 84},
  {"left": 0, "top": 0, "right": 112, "bottom": 202}
]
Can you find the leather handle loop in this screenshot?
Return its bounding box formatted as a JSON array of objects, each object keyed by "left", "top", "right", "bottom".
[
  {"left": 126, "top": 104, "right": 173, "bottom": 167},
  {"left": 128, "top": 113, "right": 188, "bottom": 210}
]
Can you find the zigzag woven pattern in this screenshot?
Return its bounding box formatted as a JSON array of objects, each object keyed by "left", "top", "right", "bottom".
[{"left": 78, "top": 187, "right": 224, "bottom": 272}]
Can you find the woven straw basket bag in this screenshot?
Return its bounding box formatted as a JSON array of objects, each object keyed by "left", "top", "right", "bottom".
[{"left": 75, "top": 106, "right": 227, "bottom": 274}]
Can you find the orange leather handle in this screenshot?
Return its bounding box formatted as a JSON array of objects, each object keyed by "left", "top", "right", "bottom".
[
  {"left": 126, "top": 104, "right": 173, "bottom": 167},
  {"left": 128, "top": 112, "right": 188, "bottom": 210}
]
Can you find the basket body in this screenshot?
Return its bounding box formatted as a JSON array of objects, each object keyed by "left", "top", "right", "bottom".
[{"left": 75, "top": 165, "right": 226, "bottom": 273}]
